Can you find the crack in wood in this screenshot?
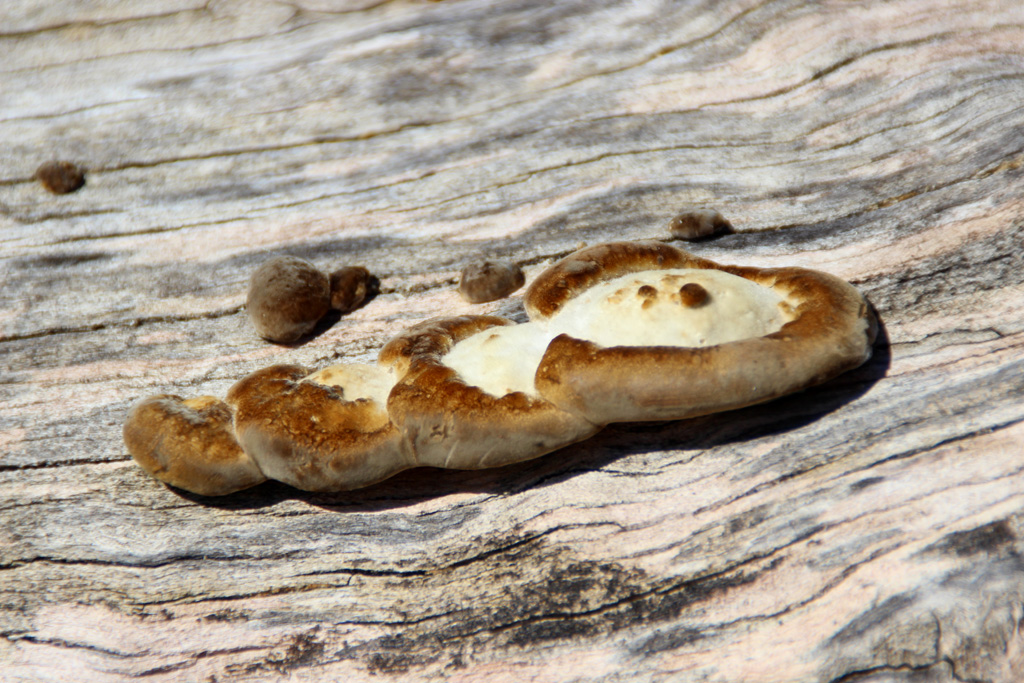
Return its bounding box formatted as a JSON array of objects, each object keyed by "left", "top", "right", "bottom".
[
  {"left": 827, "top": 657, "right": 983, "bottom": 683},
  {"left": 0, "top": 305, "right": 244, "bottom": 344},
  {"left": 4, "top": 1, "right": 1023, "bottom": 679},
  {"left": 0, "top": 3, "right": 213, "bottom": 41}
]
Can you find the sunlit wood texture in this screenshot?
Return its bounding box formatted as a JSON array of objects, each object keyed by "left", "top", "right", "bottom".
[{"left": 2, "top": 1, "right": 1023, "bottom": 681}]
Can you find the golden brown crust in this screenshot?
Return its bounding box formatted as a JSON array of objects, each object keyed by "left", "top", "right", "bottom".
[
  {"left": 123, "top": 395, "right": 267, "bottom": 496},
  {"left": 226, "top": 365, "right": 410, "bottom": 491},
  {"left": 534, "top": 263, "right": 877, "bottom": 424},
  {"left": 524, "top": 241, "right": 695, "bottom": 320},
  {"left": 381, "top": 316, "right": 601, "bottom": 468},
  {"left": 379, "top": 316, "right": 513, "bottom": 377},
  {"left": 124, "top": 240, "right": 879, "bottom": 496}
]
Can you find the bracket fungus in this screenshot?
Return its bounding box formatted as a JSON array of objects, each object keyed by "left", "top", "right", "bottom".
[
  {"left": 124, "top": 239, "right": 876, "bottom": 496},
  {"left": 380, "top": 316, "right": 600, "bottom": 469},
  {"left": 525, "top": 241, "right": 877, "bottom": 424},
  {"left": 122, "top": 395, "right": 267, "bottom": 496},
  {"left": 226, "top": 364, "right": 409, "bottom": 491}
]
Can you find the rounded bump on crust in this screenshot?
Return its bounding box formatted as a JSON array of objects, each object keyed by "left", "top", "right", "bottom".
[
  {"left": 458, "top": 260, "right": 526, "bottom": 303},
  {"left": 381, "top": 316, "right": 600, "bottom": 469},
  {"left": 246, "top": 257, "right": 330, "bottom": 343},
  {"left": 122, "top": 395, "right": 266, "bottom": 496},
  {"left": 524, "top": 241, "right": 691, "bottom": 320},
  {"left": 226, "top": 364, "right": 409, "bottom": 492},
  {"left": 677, "top": 282, "right": 709, "bottom": 307}
]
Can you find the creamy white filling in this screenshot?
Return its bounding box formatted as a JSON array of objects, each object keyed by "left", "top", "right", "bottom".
[
  {"left": 441, "top": 269, "right": 794, "bottom": 399},
  {"left": 547, "top": 268, "right": 792, "bottom": 348},
  {"left": 303, "top": 363, "right": 395, "bottom": 405},
  {"left": 442, "top": 322, "right": 553, "bottom": 398}
]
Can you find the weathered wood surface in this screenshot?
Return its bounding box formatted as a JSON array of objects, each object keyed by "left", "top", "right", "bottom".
[{"left": 2, "top": 1, "right": 1024, "bottom": 681}]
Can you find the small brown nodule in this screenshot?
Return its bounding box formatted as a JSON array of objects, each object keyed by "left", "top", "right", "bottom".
[
  {"left": 636, "top": 285, "right": 658, "bottom": 299},
  {"left": 329, "top": 266, "right": 378, "bottom": 313},
  {"left": 458, "top": 260, "right": 525, "bottom": 303},
  {"left": 678, "top": 283, "right": 709, "bottom": 307},
  {"left": 668, "top": 210, "right": 732, "bottom": 241},
  {"left": 246, "top": 256, "right": 331, "bottom": 343},
  {"left": 36, "top": 161, "right": 85, "bottom": 195}
]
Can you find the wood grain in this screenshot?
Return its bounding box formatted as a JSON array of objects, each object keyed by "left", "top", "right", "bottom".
[{"left": 2, "top": 0, "right": 1023, "bottom": 681}]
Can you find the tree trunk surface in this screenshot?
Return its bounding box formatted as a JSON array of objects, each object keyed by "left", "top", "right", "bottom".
[{"left": 2, "top": 1, "right": 1023, "bottom": 681}]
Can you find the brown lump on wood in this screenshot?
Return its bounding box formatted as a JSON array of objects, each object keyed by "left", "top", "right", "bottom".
[
  {"left": 247, "top": 256, "right": 330, "bottom": 343},
  {"left": 458, "top": 260, "right": 525, "bottom": 303},
  {"left": 669, "top": 210, "right": 733, "bottom": 240},
  {"left": 329, "top": 266, "right": 378, "bottom": 313},
  {"left": 36, "top": 161, "right": 85, "bottom": 194}
]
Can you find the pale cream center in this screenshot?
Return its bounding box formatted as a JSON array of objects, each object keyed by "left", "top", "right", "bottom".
[
  {"left": 442, "top": 322, "right": 552, "bottom": 398},
  {"left": 548, "top": 268, "right": 792, "bottom": 348},
  {"left": 442, "top": 269, "right": 794, "bottom": 399},
  {"left": 303, "top": 363, "right": 396, "bottom": 405}
]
